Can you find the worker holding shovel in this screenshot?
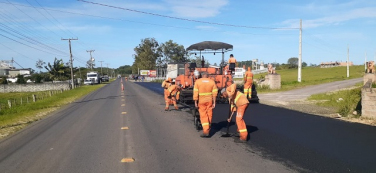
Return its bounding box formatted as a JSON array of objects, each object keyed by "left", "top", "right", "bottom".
[{"left": 221, "top": 84, "right": 249, "bottom": 143}]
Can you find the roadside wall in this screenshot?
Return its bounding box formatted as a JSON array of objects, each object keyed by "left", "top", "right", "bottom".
[
  {"left": 361, "top": 87, "right": 376, "bottom": 119},
  {"left": 0, "top": 82, "right": 70, "bottom": 93}
]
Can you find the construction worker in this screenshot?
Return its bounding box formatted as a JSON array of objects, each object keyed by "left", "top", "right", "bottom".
[
  {"left": 221, "top": 84, "right": 249, "bottom": 142},
  {"left": 228, "top": 54, "right": 237, "bottom": 64},
  {"left": 161, "top": 77, "right": 172, "bottom": 111},
  {"left": 193, "top": 73, "right": 218, "bottom": 138},
  {"left": 166, "top": 80, "right": 180, "bottom": 110},
  {"left": 243, "top": 67, "right": 253, "bottom": 99},
  {"left": 228, "top": 54, "right": 237, "bottom": 73}
]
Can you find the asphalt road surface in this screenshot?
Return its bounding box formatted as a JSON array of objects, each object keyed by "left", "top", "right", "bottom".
[{"left": 0, "top": 79, "right": 375, "bottom": 173}]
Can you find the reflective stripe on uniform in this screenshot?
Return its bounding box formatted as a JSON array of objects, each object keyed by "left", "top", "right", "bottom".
[
  {"left": 239, "top": 129, "right": 247, "bottom": 132},
  {"left": 212, "top": 89, "right": 218, "bottom": 92},
  {"left": 194, "top": 88, "right": 198, "bottom": 91},
  {"left": 202, "top": 122, "right": 210, "bottom": 126},
  {"left": 234, "top": 93, "right": 243, "bottom": 104},
  {"left": 247, "top": 77, "right": 253, "bottom": 79},
  {"left": 199, "top": 92, "right": 212, "bottom": 96},
  {"left": 244, "top": 89, "right": 249, "bottom": 91}
]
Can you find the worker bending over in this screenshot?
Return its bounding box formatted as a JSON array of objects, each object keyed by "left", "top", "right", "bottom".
[
  {"left": 243, "top": 67, "right": 253, "bottom": 99},
  {"left": 193, "top": 73, "right": 218, "bottom": 138},
  {"left": 161, "top": 77, "right": 172, "bottom": 111},
  {"left": 166, "top": 80, "right": 180, "bottom": 111},
  {"left": 221, "top": 84, "right": 249, "bottom": 142}
]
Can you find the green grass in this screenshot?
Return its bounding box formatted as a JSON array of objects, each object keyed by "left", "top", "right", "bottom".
[
  {"left": 251, "top": 66, "right": 365, "bottom": 93},
  {"left": 0, "top": 84, "right": 105, "bottom": 128},
  {"left": 308, "top": 85, "right": 362, "bottom": 117}
]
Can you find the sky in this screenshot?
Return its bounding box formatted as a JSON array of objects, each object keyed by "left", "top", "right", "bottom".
[{"left": 1, "top": 0, "right": 376, "bottom": 71}]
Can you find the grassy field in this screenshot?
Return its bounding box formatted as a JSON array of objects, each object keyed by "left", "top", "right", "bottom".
[
  {"left": 308, "top": 84, "right": 362, "bottom": 117},
  {"left": 250, "top": 65, "right": 365, "bottom": 92},
  {"left": 0, "top": 84, "right": 106, "bottom": 129}
]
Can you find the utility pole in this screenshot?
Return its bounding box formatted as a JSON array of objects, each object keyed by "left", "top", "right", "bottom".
[
  {"left": 87, "top": 50, "right": 95, "bottom": 70},
  {"left": 347, "top": 45, "right": 349, "bottom": 78},
  {"left": 365, "top": 51, "right": 367, "bottom": 71},
  {"left": 106, "top": 63, "right": 109, "bottom": 75},
  {"left": 99, "top": 61, "right": 104, "bottom": 75},
  {"left": 62, "top": 38, "right": 78, "bottom": 89},
  {"left": 298, "top": 19, "right": 302, "bottom": 82}
]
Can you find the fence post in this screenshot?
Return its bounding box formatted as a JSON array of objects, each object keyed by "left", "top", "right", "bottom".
[
  {"left": 27, "top": 96, "right": 29, "bottom": 103},
  {"left": 21, "top": 97, "right": 23, "bottom": 105},
  {"left": 61, "top": 89, "right": 63, "bottom": 93},
  {"left": 8, "top": 100, "right": 11, "bottom": 108},
  {"left": 33, "top": 95, "right": 36, "bottom": 102},
  {"left": 49, "top": 91, "right": 52, "bottom": 97}
]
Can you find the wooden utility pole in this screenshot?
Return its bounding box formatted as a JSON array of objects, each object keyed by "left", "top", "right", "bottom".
[
  {"left": 298, "top": 19, "right": 302, "bottom": 82},
  {"left": 347, "top": 45, "right": 349, "bottom": 78},
  {"left": 99, "top": 61, "right": 104, "bottom": 74},
  {"left": 62, "top": 38, "right": 78, "bottom": 89},
  {"left": 87, "top": 50, "right": 95, "bottom": 70},
  {"left": 106, "top": 63, "right": 109, "bottom": 75}
]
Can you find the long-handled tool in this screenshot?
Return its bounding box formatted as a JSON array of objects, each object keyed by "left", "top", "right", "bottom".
[{"left": 221, "top": 104, "right": 234, "bottom": 137}]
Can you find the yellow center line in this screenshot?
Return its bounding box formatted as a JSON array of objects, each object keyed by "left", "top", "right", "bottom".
[
  {"left": 121, "top": 127, "right": 129, "bottom": 130},
  {"left": 121, "top": 112, "right": 127, "bottom": 114},
  {"left": 121, "top": 104, "right": 125, "bottom": 106},
  {"left": 121, "top": 158, "right": 135, "bottom": 163},
  {"left": 121, "top": 96, "right": 124, "bottom": 98},
  {"left": 121, "top": 99, "right": 125, "bottom": 101}
]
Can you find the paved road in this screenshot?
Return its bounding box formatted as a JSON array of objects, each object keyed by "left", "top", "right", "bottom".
[
  {"left": 259, "top": 78, "right": 363, "bottom": 101},
  {"left": 0, "top": 80, "right": 293, "bottom": 173},
  {"left": 137, "top": 81, "right": 376, "bottom": 173}
]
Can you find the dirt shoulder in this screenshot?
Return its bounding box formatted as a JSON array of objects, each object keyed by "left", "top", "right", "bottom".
[{"left": 260, "top": 99, "right": 376, "bottom": 126}]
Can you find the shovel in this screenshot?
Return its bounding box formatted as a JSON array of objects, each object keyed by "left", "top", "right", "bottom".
[{"left": 221, "top": 104, "right": 233, "bottom": 137}]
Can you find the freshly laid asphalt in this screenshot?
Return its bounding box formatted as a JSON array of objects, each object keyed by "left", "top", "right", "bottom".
[{"left": 0, "top": 79, "right": 375, "bottom": 172}]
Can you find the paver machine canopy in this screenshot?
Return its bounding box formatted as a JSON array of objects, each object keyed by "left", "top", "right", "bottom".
[{"left": 175, "top": 41, "right": 234, "bottom": 103}]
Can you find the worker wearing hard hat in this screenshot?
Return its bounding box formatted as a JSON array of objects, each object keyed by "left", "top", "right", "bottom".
[
  {"left": 193, "top": 72, "right": 218, "bottom": 138},
  {"left": 162, "top": 77, "right": 172, "bottom": 111},
  {"left": 166, "top": 79, "right": 180, "bottom": 111},
  {"left": 243, "top": 67, "right": 254, "bottom": 99},
  {"left": 221, "top": 84, "right": 249, "bottom": 142}
]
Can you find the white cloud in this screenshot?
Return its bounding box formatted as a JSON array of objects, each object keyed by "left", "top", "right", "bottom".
[
  {"left": 281, "top": 7, "right": 376, "bottom": 29},
  {"left": 164, "top": 0, "right": 228, "bottom": 18}
]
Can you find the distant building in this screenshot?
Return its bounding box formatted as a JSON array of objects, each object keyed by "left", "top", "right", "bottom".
[
  {"left": 8, "top": 68, "right": 31, "bottom": 77},
  {"left": 320, "top": 61, "right": 353, "bottom": 68}
]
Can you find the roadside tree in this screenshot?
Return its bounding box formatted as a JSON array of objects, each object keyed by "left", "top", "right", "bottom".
[
  {"left": 35, "top": 59, "right": 45, "bottom": 73},
  {"left": 132, "top": 38, "right": 161, "bottom": 73}
]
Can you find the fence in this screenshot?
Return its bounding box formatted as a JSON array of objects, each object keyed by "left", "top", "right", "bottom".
[
  {"left": 0, "top": 82, "right": 70, "bottom": 93},
  {"left": 0, "top": 89, "right": 66, "bottom": 113}
]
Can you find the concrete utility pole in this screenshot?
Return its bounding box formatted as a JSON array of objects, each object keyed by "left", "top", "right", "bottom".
[
  {"left": 347, "top": 45, "right": 349, "bottom": 78},
  {"left": 365, "top": 51, "right": 367, "bottom": 71},
  {"left": 298, "top": 19, "right": 302, "bottom": 82},
  {"left": 87, "top": 50, "right": 95, "bottom": 70},
  {"left": 99, "top": 61, "right": 104, "bottom": 74},
  {"left": 62, "top": 38, "right": 78, "bottom": 89}
]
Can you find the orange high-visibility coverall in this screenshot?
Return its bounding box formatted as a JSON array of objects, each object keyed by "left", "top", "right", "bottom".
[
  {"left": 226, "top": 84, "right": 249, "bottom": 141},
  {"left": 243, "top": 67, "right": 253, "bottom": 98},
  {"left": 161, "top": 78, "right": 172, "bottom": 110},
  {"left": 193, "top": 78, "right": 218, "bottom": 135},
  {"left": 167, "top": 84, "right": 180, "bottom": 110}
]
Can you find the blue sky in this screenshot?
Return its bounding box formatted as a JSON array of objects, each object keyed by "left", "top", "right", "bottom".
[{"left": 1, "top": 0, "right": 376, "bottom": 70}]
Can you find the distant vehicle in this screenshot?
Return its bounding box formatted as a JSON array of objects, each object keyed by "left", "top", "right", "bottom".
[
  {"left": 84, "top": 79, "right": 93, "bottom": 85},
  {"left": 101, "top": 75, "right": 109, "bottom": 82},
  {"left": 86, "top": 72, "right": 101, "bottom": 84}
]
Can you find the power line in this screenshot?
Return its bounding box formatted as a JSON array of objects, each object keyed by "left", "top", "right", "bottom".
[
  {"left": 78, "top": 0, "right": 299, "bottom": 30},
  {"left": 0, "top": 42, "right": 36, "bottom": 61}
]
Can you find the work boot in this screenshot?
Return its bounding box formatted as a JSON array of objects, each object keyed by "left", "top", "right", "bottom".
[
  {"left": 200, "top": 133, "right": 209, "bottom": 138},
  {"left": 165, "top": 107, "right": 169, "bottom": 111},
  {"left": 234, "top": 138, "right": 247, "bottom": 143}
]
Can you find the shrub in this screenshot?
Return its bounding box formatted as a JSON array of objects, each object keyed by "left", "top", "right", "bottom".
[
  {"left": 1, "top": 76, "right": 8, "bottom": 84},
  {"left": 15, "top": 74, "right": 26, "bottom": 84},
  {"left": 337, "top": 89, "right": 361, "bottom": 117}
]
